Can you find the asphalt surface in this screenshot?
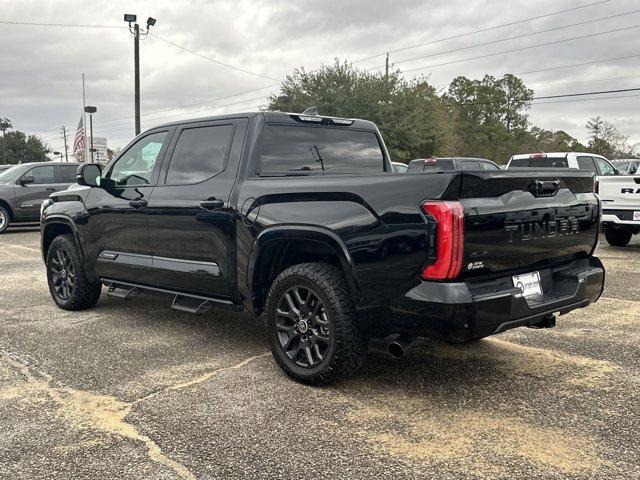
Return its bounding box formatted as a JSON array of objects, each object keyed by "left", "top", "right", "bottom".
[{"left": 0, "top": 226, "right": 638, "bottom": 479}]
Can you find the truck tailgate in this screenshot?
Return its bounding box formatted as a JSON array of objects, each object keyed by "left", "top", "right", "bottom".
[
  {"left": 599, "top": 175, "right": 640, "bottom": 210},
  {"left": 458, "top": 170, "right": 599, "bottom": 276}
]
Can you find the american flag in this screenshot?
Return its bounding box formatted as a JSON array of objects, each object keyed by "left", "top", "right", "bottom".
[{"left": 73, "top": 115, "right": 85, "bottom": 153}]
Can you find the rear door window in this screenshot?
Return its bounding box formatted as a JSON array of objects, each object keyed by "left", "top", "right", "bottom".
[
  {"left": 57, "top": 165, "right": 78, "bottom": 183},
  {"left": 165, "top": 124, "right": 235, "bottom": 184},
  {"left": 577, "top": 156, "right": 597, "bottom": 172},
  {"left": 259, "top": 125, "right": 385, "bottom": 175},
  {"left": 594, "top": 157, "right": 616, "bottom": 176},
  {"left": 509, "top": 158, "right": 530, "bottom": 167}
]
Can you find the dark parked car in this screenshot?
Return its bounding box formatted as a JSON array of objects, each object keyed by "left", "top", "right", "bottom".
[
  {"left": 0, "top": 162, "right": 80, "bottom": 233},
  {"left": 40, "top": 111, "right": 604, "bottom": 385},
  {"left": 407, "top": 156, "right": 501, "bottom": 172}
]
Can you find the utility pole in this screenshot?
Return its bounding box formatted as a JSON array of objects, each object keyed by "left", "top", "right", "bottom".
[
  {"left": 385, "top": 52, "right": 389, "bottom": 78},
  {"left": 61, "top": 126, "right": 69, "bottom": 162},
  {"left": 125, "top": 14, "right": 156, "bottom": 136},
  {"left": 134, "top": 22, "right": 140, "bottom": 135}
]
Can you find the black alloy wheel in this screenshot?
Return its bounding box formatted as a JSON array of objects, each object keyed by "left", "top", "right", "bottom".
[
  {"left": 50, "top": 247, "right": 75, "bottom": 302},
  {"left": 275, "top": 286, "right": 331, "bottom": 368}
]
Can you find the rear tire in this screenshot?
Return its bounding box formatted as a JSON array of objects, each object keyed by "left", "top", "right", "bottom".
[
  {"left": 0, "top": 206, "right": 10, "bottom": 234},
  {"left": 604, "top": 227, "right": 632, "bottom": 247},
  {"left": 265, "top": 263, "right": 367, "bottom": 386},
  {"left": 46, "top": 234, "right": 101, "bottom": 310}
]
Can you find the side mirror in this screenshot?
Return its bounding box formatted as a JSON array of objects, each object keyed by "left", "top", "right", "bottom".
[
  {"left": 77, "top": 163, "right": 102, "bottom": 187},
  {"left": 19, "top": 175, "right": 35, "bottom": 186}
]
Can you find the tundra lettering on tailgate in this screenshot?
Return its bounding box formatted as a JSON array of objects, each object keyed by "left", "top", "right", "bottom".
[{"left": 505, "top": 218, "right": 579, "bottom": 243}]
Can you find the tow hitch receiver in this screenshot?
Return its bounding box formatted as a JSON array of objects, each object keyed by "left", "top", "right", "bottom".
[{"left": 528, "top": 313, "right": 558, "bottom": 329}]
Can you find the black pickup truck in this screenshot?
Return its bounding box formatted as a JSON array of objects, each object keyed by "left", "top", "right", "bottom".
[{"left": 40, "top": 111, "right": 604, "bottom": 385}]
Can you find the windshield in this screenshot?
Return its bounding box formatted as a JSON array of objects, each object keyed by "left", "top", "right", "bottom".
[{"left": 0, "top": 165, "right": 25, "bottom": 181}]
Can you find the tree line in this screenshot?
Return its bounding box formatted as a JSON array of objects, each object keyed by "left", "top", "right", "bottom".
[{"left": 268, "top": 61, "right": 637, "bottom": 164}]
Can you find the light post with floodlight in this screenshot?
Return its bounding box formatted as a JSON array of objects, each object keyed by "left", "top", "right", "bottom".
[
  {"left": 52, "top": 151, "right": 63, "bottom": 162},
  {"left": 124, "top": 13, "right": 156, "bottom": 136}
]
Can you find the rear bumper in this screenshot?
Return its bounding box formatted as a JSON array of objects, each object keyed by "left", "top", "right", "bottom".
[
  {"left": 386, "top": 257, "right": 604, "bottom": 342},
  {"left": 602, "top": 210, "right": 640, "bottom": 227}
]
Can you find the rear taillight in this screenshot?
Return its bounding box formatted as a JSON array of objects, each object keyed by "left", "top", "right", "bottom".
[
  {"left": 420, "top": 201, "right": 464, "bottom": 280},
  {"left": 594, "top": 179, "right": 599, "bottom": 194}
]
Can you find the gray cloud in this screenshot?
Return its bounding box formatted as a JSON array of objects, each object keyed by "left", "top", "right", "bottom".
[{"left": 1, "top": 0, "right": 639, "bottom": 152}]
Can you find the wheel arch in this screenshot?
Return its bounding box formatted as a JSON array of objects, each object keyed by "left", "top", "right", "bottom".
[
  {"left": 0, "top": 198, "right": 14, "bottom": 221},
  {"left": 41, "top": 216, "right": 84, "bottom": 262},
  {"left": 247, "top": 226, "right": 361, "bottom": 315}
]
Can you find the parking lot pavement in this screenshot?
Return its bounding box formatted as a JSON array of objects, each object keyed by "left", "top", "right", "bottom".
[{"left": 0, "top": 230, "right": 638, "bottom": 479}]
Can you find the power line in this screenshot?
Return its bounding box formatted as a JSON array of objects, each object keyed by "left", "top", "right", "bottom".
[
  {"left": 149, "top": 33, "right": 280, "bottom": 81},
  {"left": 517, "top": 52, "right": 640, "bottom": 75},
  {"left": 529, "top": 74, "right": 640, "bottom": 88},
  {"left": 404, "top": 24, "right": 640, "bottom": 73},
  {"left": 352, "top": 0, "right": 615, "bottom": 64},
  {"left": 0, "top": 20, "right": 124, "bottom": 28},
  {"left": 446, "top": 86, "right": 640, "bottom": 107},
  {"left": 532, "top": 92, "right": 640, "bottom": 105},
  {"left": 370, "top": 8, "right": 640, "bottom": 69},
  {"left": 93, "top": 84, "right": 279, "bottom": 126}
]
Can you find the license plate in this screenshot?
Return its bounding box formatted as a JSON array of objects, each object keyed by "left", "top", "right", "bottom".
[
  {"left": 512, "top": 271, "right": 542, "bottom": 297},
  {"left": 634, "top": 211, "right": 640, "bottom": 221}
]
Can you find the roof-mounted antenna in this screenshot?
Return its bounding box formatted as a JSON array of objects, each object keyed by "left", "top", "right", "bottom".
[{"left": 302, "top": 107, "right": 319, "bottom": 116}]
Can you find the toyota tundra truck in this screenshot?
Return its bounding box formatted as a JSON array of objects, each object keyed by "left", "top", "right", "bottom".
[
  {"left": 40, "top": 110, "right": 604, "bottom": 385},
  {"left": 599, "top": 174, "right": 640, "bottom": 246}
]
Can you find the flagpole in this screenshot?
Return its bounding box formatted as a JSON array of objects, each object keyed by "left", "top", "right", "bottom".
[{"left": 82, "top": 73, "right": 88, "bottom": 163}]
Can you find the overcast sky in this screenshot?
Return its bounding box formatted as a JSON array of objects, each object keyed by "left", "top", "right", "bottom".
[{"left": 2, "top": 0, "right": 640, "bottom": 156}]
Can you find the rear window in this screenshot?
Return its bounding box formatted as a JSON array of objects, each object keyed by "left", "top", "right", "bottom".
[
  {"left": 407, "top": 158, "right": 455, "bottom": 172},
  {"left": 509, "top": 157, "right": 568, "bottom": 168},
  {"left": 58, "top": 165, "right": 78, "bottom": 183},
  {"left": 258, "top": 125, "right": 385, "bottom": 175}
]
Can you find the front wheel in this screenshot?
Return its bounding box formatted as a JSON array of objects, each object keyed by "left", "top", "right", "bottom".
[
  {"left": 604, "top": 227, "right": 632, "bottom": 247},
  {"left": 46, "top": 234, "right": 102, "bottom": 310},
  {"left": 265, "top": 263, "right": 367, "bottom": 386},
  {"left": 0, "top": 205, "right": 10, "bottom": 234}
]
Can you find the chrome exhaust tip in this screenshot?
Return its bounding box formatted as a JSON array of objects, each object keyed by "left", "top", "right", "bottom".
[{"left": 387, "top": 335, "right": 417, "bottom": 358}]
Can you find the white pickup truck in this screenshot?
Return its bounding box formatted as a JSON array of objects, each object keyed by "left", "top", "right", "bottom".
[{"left": 599, "top": 175, "right": 640, "bottom": 246}]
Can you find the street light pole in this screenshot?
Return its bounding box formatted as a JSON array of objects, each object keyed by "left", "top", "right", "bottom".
[
  {"left": 125, "top": 14, "right": 156, "bottom": 136},
  {"left": 84, "top": 106, "right": 97, "bottom": 163}
]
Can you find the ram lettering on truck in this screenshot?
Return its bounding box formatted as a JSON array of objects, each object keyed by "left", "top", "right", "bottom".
[
  {"left": 40, "top": 110, "right": 605, "bottom": 385},
  {"left": 599, "top": 174, "right": 640, "bottom": 246}
]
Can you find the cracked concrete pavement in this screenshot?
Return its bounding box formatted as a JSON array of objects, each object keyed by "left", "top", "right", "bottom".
[{"left": 0, "top": 227, "right": 638, "bottom": 479}]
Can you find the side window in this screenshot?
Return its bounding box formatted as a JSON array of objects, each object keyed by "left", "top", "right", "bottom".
[
  {"left": 594, "top": 157, "right": 616, "bottom": 176},
  {"left": 57, "top": 165, "right": 78, "bottom": 183},
  {"left": 165, "top": 124, "right": 234, "bottom": 185},
  {"left": 460, "top": 160, "right": 480, "bottom": 170},
  {"left": 480, "top": 161, "right": 500, "bottom": 171},
  {"left": 25, "top": 166, "right": 55, "bottom": 184},
  {"left": 577, "top": 156, "right": 597, "bottom": 172},
  {"left": 107, "top": 132, "right": 168, "bottom": 186}
]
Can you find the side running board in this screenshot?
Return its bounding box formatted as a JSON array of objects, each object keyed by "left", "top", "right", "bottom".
[{"left": 102, "top": 278, "right": 243, "bottom": 314}]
